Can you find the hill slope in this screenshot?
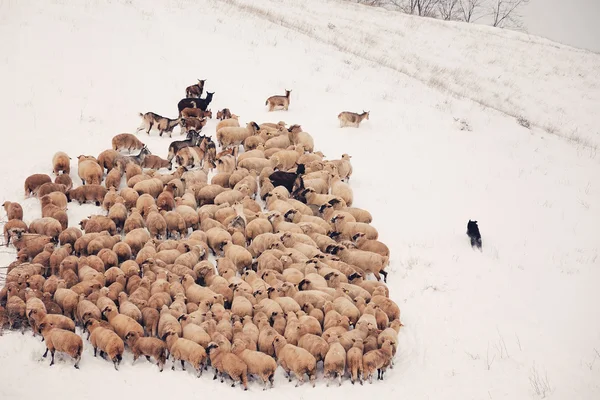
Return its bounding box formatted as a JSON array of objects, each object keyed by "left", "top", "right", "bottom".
[{"left": 1, "top": 0, "right": 599, "bottom": 399}]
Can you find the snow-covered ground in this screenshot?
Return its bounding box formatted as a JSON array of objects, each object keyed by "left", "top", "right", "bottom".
[{"left": 1, "top": 0, "right": 599, "bottom": 399}]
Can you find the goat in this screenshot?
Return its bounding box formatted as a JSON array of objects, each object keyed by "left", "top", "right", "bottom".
[
  {"left": 181, "top": 108, "right": 212, "bottom": 119},
  {"left": 115, "top": 145, "right": 152, "bottom": 169},
  {"left": 216, "top": 108, "right": 232, "bottom": 120},
  {"left": 180, "top": 117, "right": 207, "bottom": 135},
  {"left": 265, "top": 89, "right": 291, "bottom": 111},
  {"left": 185, "top": 79, "right": 206, "bottom": 98},
  {"left": 177, "top": 92, "right": 215, "bottom": 114},
  {"left": 337, "top": 111, "right": 369, "bottom": 128},
  {"left": 137, "top": 112, "right": 181, "bottom": 137},
  {"left": 167, "top": 130, "right": 202, "bottom": 162},
  {"left": 466, "top": 220, "right": 482, "bottom": 251}
]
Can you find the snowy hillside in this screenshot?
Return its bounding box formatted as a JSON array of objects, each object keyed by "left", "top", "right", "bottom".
[{"left": 1, "top": 0, "right": 599, "bottom": 399}]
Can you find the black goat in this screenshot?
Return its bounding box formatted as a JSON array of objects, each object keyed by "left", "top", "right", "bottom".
[
  {"left": 177, "top": 92, "right": 215, "bottom": 114},
  {"left": 167, "top": 130, "right": 203, "bottom": 162},
  {"left": 269, "top": 164, "right": 305, "bottom": 193},
  {"left": 467, "top": 220, "right": 482, "bottom": 251}
]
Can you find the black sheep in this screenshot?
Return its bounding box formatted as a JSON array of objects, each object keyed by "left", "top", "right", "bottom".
[
  {"left": 269, "top": 164, "right": 305, "bottom": 193},
  {"left": 466, "top": 220, "right": 482, "bottom": 251}
]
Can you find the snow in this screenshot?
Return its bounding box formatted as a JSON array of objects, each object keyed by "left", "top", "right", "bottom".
[{"left": 1, "top": 0, "right": 599, "bottom": 399}]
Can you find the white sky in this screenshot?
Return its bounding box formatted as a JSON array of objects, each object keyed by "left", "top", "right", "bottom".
[{"left": 522, "top": 0, "right": 600, "bottom": 53}]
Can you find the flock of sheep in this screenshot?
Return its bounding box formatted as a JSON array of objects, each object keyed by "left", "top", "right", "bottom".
[{"left": 0, "top": 78, "right": 398, "bottom": 390}]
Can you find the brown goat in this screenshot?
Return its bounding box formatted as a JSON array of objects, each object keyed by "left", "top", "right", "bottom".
[
  {"left": 338, "top": 111, "right": 370, "bottom": 128},
  {"left": 265, "top": 89, "right": 291, "bottom": 111},
  {"left": 185, "top": 79, "right": 206, "bottom": 98}
]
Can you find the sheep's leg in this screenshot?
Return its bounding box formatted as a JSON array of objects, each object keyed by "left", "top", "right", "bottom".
[
  {"left": 49, "top": 350, "right": 55, "bottom": 366},
  {"left": 93, "top": 347, "right": 97, "bottom": 357},
  {"left": 74, "top": 354, "right": 81, "bottom": 369},
  {"left": 380, "top": 270, "right": 388, "bottom": 283},
  {"left": 180, "top": 360, "right": 185, "bottom": 371},
  {"left": 113, "top": 358, "right": 119, "bottom": 371},
  {"left": 147, "top": 122, "right": 153, "bottom": 135},
  {"left": 42, "top": 347, "right": 49, "bottom": 358},
  {"left": 294, "top": 372, "right": 305, "bottom": 387}
]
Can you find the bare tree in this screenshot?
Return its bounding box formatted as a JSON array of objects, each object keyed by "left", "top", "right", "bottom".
[
  {"left": 458, "top": 0, "right": 485, "bottom": 22},
  {"left": 437, "top": 0, "right": 460, "bottom": 20},
  {"left": 389, "top": 0, "right": 439, "bottom": 17},
  {"left": 488, "top": 0, "right": 530, "bottom": 29}
]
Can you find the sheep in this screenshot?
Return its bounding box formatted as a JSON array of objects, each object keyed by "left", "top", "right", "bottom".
[
  {"left": 86, "top": 319, "right": 125, "bottom": 370},
  {"left": 272, "top": 334, "right": 316, "bottom": 387},
  {"left": 52, "top": 151, "right": 71, "bottom": 175},
  {"left": 264, "top": 131, "right": 292, "bottom": 150},
  {"left": 38, "top": 322, "right": 83, "bottom": 368},
  {"left": 125, "top": 331, "right": 167, "bottom": 371},
  {"left": 287, "top": 125, "right": 314, "bottom": 152},
  {"left": 237, "top": 157, "right": 272, "bottom": 174},
  {"left": 362, "top": 338, "right": 393, "bottom": 383},
  {"left": 55, "top": 173, "right": 73, "bottom": 190},
  {"left": 338, "top": 111, "right": 370, "bottom": 128},
  {"left": 347, "top": 338, "right": 365, "bottom": 385},
  {"left": 270, "top": 147, "right": 303, "bottom": 171},
  {"left": 331, "top": 214, "right": 378, "bottom": 240},
  {"left": 143, "top": 154, "right": 172, "bottom": 170},
  {"left": 77, "top": 155, "right": 103, "bottom": 185},
  {"left": 102, "top": 305, "right": 145, "bottom": 340},
  {"left": 231, "top": 338, "right": 276, "bottom": 390},
  {"left": 134, "top": 178, "right": 164, "bottom": 198},
  {"left": 175, "top": 204, "right": 200, "bottom": 231},
  {"left": 215, "top": 154, "right": 236, "bottom": 175},
  {"left": 112, "top": 133, "right": 145, "bottom": 153},
  {"left": 222, "top": 240, "right": 252, "bottom": 272},
  {"left": 98, "top": 149, "right": 120, "bottom": 172},
  {"left": 329, "top": 245, "right": 388, "bottom": 282},
  {"left": 265, "top": 89, "right": 291, "bottom": 112},
  {"left": 164, "top": 331, "right": 207, "bottom": 377},
  {"left": 67, "top": 184, "right": 108, "bottom": 206},
  {"left": 327, "top": 154, "right": 353, "bottom": 181},
  {"left": 29, "top": 217, "right": 63, "bottom": 241},
  {"left": 206, "top": 341, "right": 249, "bottom": 390},
  {"left": 57, "top": 228, "right": 81, "bottom": 248},
  {"left": 80, "top": 215, "right": 117, "bottom": 235},
  {"left": 145, "top": 206, "right": 167, "bottom": 239},
  {"left": 297, "top": 331, "right": 329, "bottom": 364},
  {"left": 2, "top": 201, "right": 23, "bottom": 220},
  {"left": 41, "top": 190, "right": 68, "bottom": 209},
  {"left": 216, "top": 122, "right": 260, "bottom": 149},
  {"left": 37, "top": 182, "right": 68, "bottom": 199},
  {"left": 352, "top": 232, "right": 389, "bottom": 257},
  {"left": 24, "top": 174, "right": 52, "bottom": 197},
  {"left": 330, "top": 173, "right": 353, "bottom": 207}
]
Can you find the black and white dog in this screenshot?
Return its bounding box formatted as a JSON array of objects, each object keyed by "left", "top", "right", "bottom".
[{"left": 467, "top": 220, "right": 482, "bottom": 251}]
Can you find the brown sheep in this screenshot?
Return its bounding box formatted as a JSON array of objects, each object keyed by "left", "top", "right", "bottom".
[
  {"left": 67, "top": 184, "right": 108, "bottom": 206},
  {"left": 112, "top": 133, "right": 145, "bottom": 153},
  {"left": 78, "top": 155, "right": 103, "bottom": 185},
  {"left": 38, "top": 322, "right": 83, "bottom": 368},
  {"left": 24, "top": 174, "right": 52, "bottom": 197},
  {"left": 54, "top": 173, "right": 73, "bottom": 190},
  {"left": 97, "top": 149, "right": 120, "bottom": 172},
  {"left": 125, "top": 331, "right": 167, "bottom": 371},
  {"left": 52, "top": 151, "right": 71, "bottom": 175}
]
